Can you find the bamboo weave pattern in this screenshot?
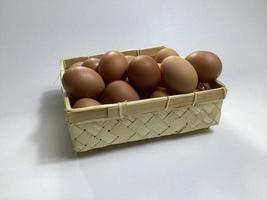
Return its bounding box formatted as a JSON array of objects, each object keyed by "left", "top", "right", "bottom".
[{"left": 68, "top": 100, "right": 222, "bottom": 152}]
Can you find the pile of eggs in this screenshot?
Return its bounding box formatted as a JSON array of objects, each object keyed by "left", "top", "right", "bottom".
[{"left": 62, "top": 47, "right": 222, "bottom": 108}]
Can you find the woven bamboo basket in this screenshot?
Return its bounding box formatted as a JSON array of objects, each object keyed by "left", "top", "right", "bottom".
[{"left": 60, "top": 46, "right": 227, "bottom": 152}]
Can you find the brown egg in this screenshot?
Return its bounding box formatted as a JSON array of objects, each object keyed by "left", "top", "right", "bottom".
[
  {"left": 72, "top": 98, "right": 100, "bottom": 108},
  {"left": 127, "top": 55, "right": 161, "bottom": 92},
  {"left": 197, "top": 82, "right": 211, "bottom": 91},
  {"left": 155, "top": 48, "right": 179, "bottom": 63},
  {"left": 186, "top": 51, "right": 222, "bottom": 82},
  {"left": 137, "top": 89, "right": 152, "bottom": 99},
  {"left": 98, "top": 51, "right": 128, "bottom": 84},
  {"left": 69, "top": 61, "right": 84, "bottom": 69},
  {"left": 124, "top": 55, "right": 136, "bottom": 79},
  {"left": 157, "top": 63, "right": 166, "bottom": 87},
  {"left": 82, "top": 58, "right": 100, "bottom": 71},
  {"left": 62, "top": 66, "right": 105, "bottom": 99},
  {"left": 150, "top": 87, "right": 169, "bottom": 98},
  {"left": 101, "top": 80, "right": 140, "bottom": 103},
  {"left": 125, "top": 55, "right": 135, "bottom": 63},
  {"left": 161, "top": 56, "right": 198, "bottom": 93},
  {"left": 159, "top": 79, "right": 165, "bottom": 87}
]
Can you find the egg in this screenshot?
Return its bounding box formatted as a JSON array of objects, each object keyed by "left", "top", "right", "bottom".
[
  {"left": 125, "top": 55, "right": 135, "bottom": 63},
  {"left": 161, "top": 56, "right": 198, "bottom": 93},
  {"left": 69, "top": 61, "right": 84, "bottom": 69},
  {"left": 155, "top": 48, "right": 179, "bottom": 63},
  {"left": 72, "top": 98, "right": 100, "bottom": 108},
  {"left": 197, "top": 82, "right": 211, "bottom": 91},
  {"left": 124, "top": 55, "right": 135, "bottom": 79},
  {"left": 82, "top": 58, "right": 100, "bottom": 71},
  {"left": 101, "top": 80, "right": 140, "bottom": 103},
  {"left": 137, "top": 90, "right": 152, "bottom": 99},
  {"left": 98, "top": 51, "right": 128, "bottom": 84},
  {"left": 186, "top": 51, "right": 222, "bottom": 82},
  {"left": 62, "top": 66, "right": 105, "bottom": 99},
  {"left": 127, "top": 55, "right": 161, "bottom": 92},
  {"left": 150, "top": 87, "right": 169, "bottom": 98},
  {"left": 156, "top": 63, "right": 165, "bottom": 87}
]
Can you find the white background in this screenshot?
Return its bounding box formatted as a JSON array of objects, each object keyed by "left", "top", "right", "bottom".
[{"left": 1, "top": 0, "right": 267, "bottom": 199}]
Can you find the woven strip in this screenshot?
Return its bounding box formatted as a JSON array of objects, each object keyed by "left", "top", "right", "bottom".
[{"left": 68, "top": 100, "right": 223, "bottom": 152}]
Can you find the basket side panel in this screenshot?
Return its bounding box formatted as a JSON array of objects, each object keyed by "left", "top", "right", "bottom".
[{"left": 68, "top": 100, "right": 223, "bottom": 152}]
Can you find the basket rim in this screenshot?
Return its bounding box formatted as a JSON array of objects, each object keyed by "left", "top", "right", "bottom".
[
  {"left": 63, "top": 83, "right": 226, "bottom": 113},
  {"left": 60, "top": 46, "right": 227, "bottom": 123}
]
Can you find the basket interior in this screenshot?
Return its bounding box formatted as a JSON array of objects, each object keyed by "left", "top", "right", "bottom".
[{"left": 60, "top": 46, "right": 227, "bottom": 123}]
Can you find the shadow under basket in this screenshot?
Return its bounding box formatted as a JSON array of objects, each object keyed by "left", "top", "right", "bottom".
[{"left": 60, "top": 46, "right": 227, "bottom": 153}]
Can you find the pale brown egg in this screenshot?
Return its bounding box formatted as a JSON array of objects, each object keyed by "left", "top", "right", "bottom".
[
  {"left": 161, "top": 56, "right": 198, "bottom": 93},
  {"left": 82, "top": 58, "right": 100, "bottom": 71},
  {"left": 186, "top": 51, "right": 222, "bottom": 82},
  {"left": 127, "top": 55, "right": 161, "bottom": 92},
  {"left": 62, "top": 66, "right": 105, "bottom": 99},
  {"left": 155, "top": 48, "right": 179, "bottom": 63},
  {"left": 98, "top": 51, "right": 128, "bottom": 84},
  {"left": 125, "top": 55, "right": 135, "bottom": 63},
  {"left": 150, "top": 87, "right": 169, "bottom": 98},
  {"left": 101, "top": 80, "right": 140, "bottom": 103},
  {"left": 73, "top": 98, "right": 100, "bottom": 108},
  {"left": 69, "top": 61, "right": 84, "bottom": 69}
]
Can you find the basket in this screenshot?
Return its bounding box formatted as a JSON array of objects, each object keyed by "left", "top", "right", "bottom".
[{"left": 60, "top": 46, "right": 227, "bottom": 152}]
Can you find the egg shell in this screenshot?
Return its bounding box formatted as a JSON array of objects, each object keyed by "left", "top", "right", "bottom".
[
  {"left": 68, "top": 94, "right": 79, "bottom": 106},
  {"left": 69, "top": 61, "right": 84, "bottom": 69},
  {"left": 124, "top": 55, "right": 136, "bottom": 79},
  {"left": 197, "top": 82, "right": 211, "bottom": 91},
  {"left": 155, "top": 48, "right": 179, "bottom": 63},
  {"left": 161, "top": 56, "right": 198, "bottom": 93},
  {"left": 62, "top": 66, "right": 105, "bottom": 99},
  {"left": 98, "top": 51, "right": 128, "bottom": 84},
  {"left": 157, "top": 63, "right": 165, "bottom": 87},
  {"left": 186, "top": 51, "right": 222, "bottom": 83},
  {"left": 127, "top": 55, "right": 161, "bottom": 92},
  {"left": 82, "top": 58, "right": 100, "bottom": 71},
  {"left": 150, "top": 87, "right": 169, "bottom": 98},
  {"left": 101, "top": 80, "right": 140, "bottom": 104},
  {"left": 73, "top": 98, "right": 100, "bottom": 108},
  {"left": 137, "top": 89, "right": 152, "bottom": 99},
  {"left": 125, "top": 55, "right": 135, "bottom": 63}
]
